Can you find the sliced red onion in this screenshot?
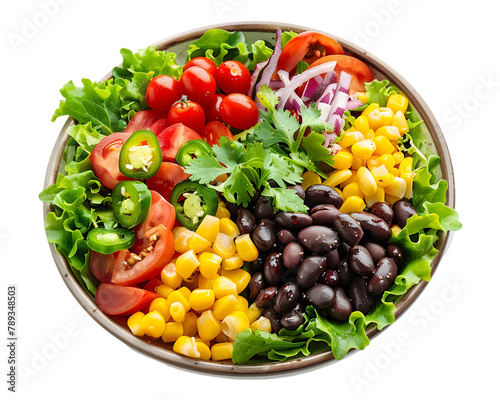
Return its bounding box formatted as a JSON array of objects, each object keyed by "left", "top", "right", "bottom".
[
  {"left": 317, "top": 83, "right": 337, "bottom": 104},
  {"left": 255, "top": 29, "right": 282, "bottom": 97},
  {"left": 346, "top": 99, "right": 363, "bottom": 110},
  {"left": 305, "top": 70, "right": 338, "bottom": 106},
  {"left": 317, "top": 103, "right": 331, "bottom": 121},
  {"left": 301, "top": 76, "right": 323, "bottom": 102},
  {"left": 326, "top": 71, "right": 352, "bottom": 123},
  {"left": 247, "top": 60, "right": 268, "bottom": 97}
]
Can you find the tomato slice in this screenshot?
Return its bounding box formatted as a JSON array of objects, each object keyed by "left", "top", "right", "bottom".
[
  {"left": 95, "top": 283, "right": 158, "bottom": 316},
  {"left": 201, "top": 121, "right": 234, "bottom": 146},
  {"left": 130, "top": 190, "right": 175, "bottom": 253},
  {"left": 112, "top": 224, "right": 175, "bottom": 286},
  {"left": 307, "top": 55, "right": 374, "bottom": 94},
  {"left": 90, "top": 250, "right": 118, "bottom": 283},
  {"left": 156, "top": 123, "right": 202, "bottom": 161},
  {"left": 89, "top": 132, "right": 133, "bottom": 189},
  {"left": 145, "top": 162, "right": 190, "bottom": 202},
  {"left": 124, "top": 110, "right": 169, "bottom": 134},
  {"left": 148, "top": 118, "right": 170, "bottom": 135}
]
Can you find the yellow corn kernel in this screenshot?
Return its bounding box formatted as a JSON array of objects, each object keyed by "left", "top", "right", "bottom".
[
  {"left": 177, "top": 286, "right": 192, "bottom": 301},
  {"left": 161, "top": 321, "right": 184, "bottom": 343},
  {"left": 197, "top": 310, "right": 222, "bottom": 341},
  {"left": 212, "top": 232, "right": 236, "bottom": 259},
  {"left": 387, "top": 94, "right": 409, "bottom": 114},
  {"left": 393, "top": 111, "right": 409, "bottom": 134},
  {"left": 182, "top": 312, "right": 198, "bottom": 337},
  {"left": 301, "top": 170, "right": 322, "bottom": 190},
  {"left": 338, "top": 130, "right": 365, "bottom": 148},
  {"left": 221, "top": 268, "right": 251, "bottom": 294},
  {"left": 149, "top": 297, "right": 171, "bottom": 321},
  {"left": 339, "top": 195, "right": 366, "bottom": 213},
  {"left": 366, "top": 107, "right": 394, "bottom": 130},
  {"left": 139, "top": 311, "right": 165, "bottom": 338},
  {"left": 393, "top": 151, "right": 405, "bottom": 165},
  {"left": 212, "top": 276, "right": 238, "bottom": 298},
  {"left": 384, "top": 176, "right": 407, "bottom": 199},
  {"left": 250, "top": 316, "right": 272, "bottom": 333},
  {"left": 343, "top": 182, "right": 363, "bottom": 199},
  {"left": 246, "top": 302, "right": 262, "bottom": 324},
  {"left": 222, "top": 254, "right": 244, "bottom": 270},
  {"left": 391, "top": 224, "right": 402, "bottom": 236},
  {"left": 127, "top": 312, "right": 145, "bottom": 337},
  {"left": 377, "top": 154, "right": 396, "bottom": 169},
  {"left": 339, "top": 169, "right": 357, "bottom": 188},
  {"left": 219, "top": 218, "right": 240, "bottom": 238},
  {"left": 332, "top": 149, "right": 353, "bottom": 170},
  {"left": 357, "top": 166, "right": 378, "bottom": 197},
  {"left": 222, "top": 311, "right": 250, "bottom": 341},
  {"left": 211, "top": 342, "right": 233, "bottom": 361},
  {"left": 371, "top": 165, "right": 395, "bottom": 188},
  {"left": 172, "top": 226, "right": 188, "bottom": 240},
  {"left": 189, "top": 289, "right": 215, "bottom": 312},
  {"left": 361, "top": 102, "right": 379, "bottom": 116},
  {"left": 365, "top": 186, "right": 385, "bottom": 208},
  {"left": 160, "top": 263, "right": 183, "bottom": 290},
  {"left": 373, "top": 135, "right": 396, "bottom": 156},
  {"left": 363, "top": 128, "right": 376, "bottom": 140},
  {"left": 170, "top": 301, "right": 187, "bottom": 323},
  {"left": 323, "top": 169, "right": 353, "bottom": 188},
  {"left": 356, "top": 92, "right": 368, "bottom": 104},
  {"left": 175, "top": 250, "right": 200, "bottom": 280},
  {"left": 213, "top": 294, "right": 238, "bottom": 320},
  {"left": 198, "top": 273, "right": 220, "bottom": 290},
  {"left": 354, "top": 115, "right": 370, "bottom": 135},
  {"left": 194, "top": 335, "right": 211, "bottom": 347},
  {"left": 333, "top": 187, "right": 345, "bottom": 201},
  {"left": 351, "top": 139, "right": 376, "bottom": 160},
  {"left": 156, "top": 284, "right": 174, "bottom": 299},
  {"left": 376, "top": 125, "right": 401, "bottom": 142},
  {"left": 366, "top": 155, "right": 380, "bottom": 170},
  {"left": 173, "top": 336, "right": 201, "bottom": 359},
  {"left": 174, "top": 229, "right": 195, "bottom": 253},
  {"left": 399, "top": 157, "right": 413, "bottom": 180},
  {"left": 351, "top": 156, "right": 365, "bottom": 170},
  {"left": 215, "top": 205, "right": 231, "bottom": 219},
  {"left": 194, "top": 340, "right": 211, "bottom": 360},
  {"left": 379, "top": 107, "right": 395, "bottom": 124},
  {"left": 196, "top": 215, "right": 220, "bottom": 244},
  {"left": 166, "top": 289, "right": 191, "bottom": 310},
  {"left": 234, "top": 234, "right": 259, "bottom": 262},
  {"left": 198, "top": 251, "right": 222, "bottom": 279},
  {"left": 234, "top": 295, "right": 249, "bottom": 312},
  {"left": 188, "top": 233, "right": 212, "bottom": 254},
  {"left": 390, "top": 167, "right": 400, "bottom": 177}
]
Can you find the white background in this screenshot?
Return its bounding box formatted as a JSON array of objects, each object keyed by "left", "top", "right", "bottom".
[{"left": 2, "top": 0, "right": 499, "bottom": 398}]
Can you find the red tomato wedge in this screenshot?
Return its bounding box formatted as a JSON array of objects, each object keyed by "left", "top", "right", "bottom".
[
  {"left": 95, "top": 283, "right": 158, "bottom": 316},
  {"left": 89, "top": 251, "right": 117, "bottom": 283},
  {"left": 307, "top": 55, "right": 374, "bottom": 94},
  {"left": 156, "top": 123, "right": 202, "bottom": 161},
  {"left": 112, "top": 224, "right": 175, "bottom": 286},
  {"left": 201, "top": 121, "right": 234, "bottom": 146},
  {"left": 145, "top": 162, "right": 190, "bottom": 202},
  {"left": 89, "top": 132, "right": 133, "bottom": 189},
  {"left": 130, "top": 190, "right": 175, "bottom": 254},
  {"left": 148, "top": 118, "right": 170, "bottom": 135},
  {"left": 124, "top": 110, "right": 169, "bottom": 134},
  {"left": 142, "top": 277, "right": 162, "bottom": 293}
]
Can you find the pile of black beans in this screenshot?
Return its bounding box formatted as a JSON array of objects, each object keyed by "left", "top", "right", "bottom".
[{"left": 226, "top": 184, "right": 417, "bottom": 333}]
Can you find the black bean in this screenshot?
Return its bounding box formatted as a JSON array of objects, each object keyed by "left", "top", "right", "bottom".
[
  {"left": 282, "top": 242, "right": 305, "bottom": 269},
  {"left": 236, "top": 208, "right": 256, "bottom": 234},
  {"left": 275, "top": 212, "right": 313, "bottom": 230},
  {"left": 332, "top": 213, "right": 364, "bottom": 246},
  {"left": 368, "top": 257, "right": 398, "bottom": 295},
  {"left": 277, "top": 229, "right": 296, "bottom": 246},
  {"left": 280, "top": 310, "right": 305, "bottom": 331},
  {"left": 320, "top": 269, "right": 340, "bottom": 288},
  {"left": 252, "top": 219, "right": 276, "bottom": 252},
  {"left": 249, "top": 254, "right": 265, "bottom": 271},
  {"left": 351, "top": 212, "right": 392, "bottom": 244},
  {"left": 338, "top": 257, "right": 354, "bottom": 286},
  {"left": 327, "top": 287, "right": 352, "bottom": 321},
  {"left": 348, "top": 245, "right": 375, "bottom": 277},
  {"left": 263, "top": 251, "right": 283, "bottom": 286},
  {"left": 255, "top": 286, "right": 278, "bottom": 308},
  {"left": 387, "top": 243, "right": 405, "bottom": 269},
  {"left": 363, "top": 242, "right": 386, "bottom": 263},
  {"left": 369, "top": 202, "right": 394, "bottom": 226},
  {"left": 305, "top": 184, "right": 344, "bottom": 209},
  {"left": 325, "top": 248, "right": 340, "bottom": 269},
  {"left": 248, "top": 271, "right": 265, "bottom": 299},
  {"left": 310, "top": 204, "right": 341, "bottom": 226},
  {"left": 288, "top": 184, "right": 306, "bottom": 201},
  {"left": 305, "top": 284, "right": 335, "bottom": 309},
  {"left": 254, "top": 196, "right": 276, "bottom": 221},
  {"left": 261, "top": 307, "right": 282, "bottom": 333},
  {"left": 274, "top": 282, "right": 300, "bottom": 314},
  {"left": 393, "top": 200, "right": 417, "bottom": 228},
  {"left": 298, "top": 225, "right": 339, "bottom": 254},
  {"left": 224, "top": 200, "right": 239, "bottom": 220},
  {"left": 349, "top": 276, "right": 377, "bottom": 315},
  {"left": 296, "top": 255, "right": 327, "bottom": 289}
]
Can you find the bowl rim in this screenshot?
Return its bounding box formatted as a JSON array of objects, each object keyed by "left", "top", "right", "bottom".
[{"left": 43, "top": 20, "right": 455, "bottom": 375}]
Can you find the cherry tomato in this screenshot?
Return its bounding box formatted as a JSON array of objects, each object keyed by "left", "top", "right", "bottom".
[
  {"left": 156, "top": 123, "right": 202, "bottom": 161},
  {"left": 90, "top": 251, "right": 117, "bottom": 283},
  {"left": 146, "top": 75, "right": 182, "bottom": 111},
  {"left": 215, "top": 60, "right": 251, "bottom": 94},
  {"left": 130, "top": 190, "right": 175, "bottom": 254},
  {"left": 273, "top": 31, "right": 344, "bottom": 79},
  {"left": 201, "top": 121, "right": 234, "bottom": 146},
  {"left": 183, "top": 57, "right": 217, "bottom": 76},
  {"left": 125, "top": 110, "right": 169, "bottom": 134},
  {"left": 168, "top": 99, "right": 205, "bottom": 133},
  {"left": 145, "top": 162, "right": 190, "bottom": 202},
  {"left": 95, "top": 283, "right": 159, "bottom": 316},
  {"left": 112, "top": 224, "right": 175, "bottom": 286},
  {"left": 142, "top": 277, "right": 163, "bottom": 293},
  {"left": 205, "top": 93, "right": 225, "bottom": 122},
  {"left": 307, "top": 55, "right": 374, "bottom": 94},
  {"left": 179, "top": 66, "right": 216, "bottom": 106},
  {"left": 219, "top": 93, "right": 259, "bottom": 130},
  {"left": 89, "top": 132, "right": 133, "bottom": 189}
]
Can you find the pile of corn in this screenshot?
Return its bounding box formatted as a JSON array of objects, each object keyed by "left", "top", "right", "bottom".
[
  {"left": 302, "top": 93, "right": 415, "bottom": 211},
  {"left": 127, "top": 205, "right": 271, "bottom": 361}
]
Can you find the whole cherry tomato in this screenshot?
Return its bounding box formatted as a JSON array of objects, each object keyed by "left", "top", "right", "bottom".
[
  {"left": 215, "top": 60, "right": 251, "bottom": 94},
  {"left": 183, "top": 57, "right": 217, "bottom": 76},
  {"left": 168, "top": 98, "right": 206, "bottom": 133},
  {"left": 205, "top": 93, "right": 226, "bottom": 122},
  {"left": 219, "top": 93, "right": 259, "bottom": 130},
  {"left": 179, "top": 66, "right": 216, "bottom": 106},
  {"left": 145, "top": 75, "right": 182, "bottom": 111}
]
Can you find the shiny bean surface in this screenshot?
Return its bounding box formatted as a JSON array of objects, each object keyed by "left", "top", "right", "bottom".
[
  {"left": 277, "top": 229, "right": 296, "bottom": 246},
  {"left": 392, "top": 200, "right": 417, "bottom": 228},
  {"left": 248, "top": 271, "right": 265, "bottom": 299},
  {"left": 364, "top": 242, "right": 386, "bottom": 264},
  {"left": 332, "top": 213, "right": 364, "bottom": 246},
  {"left": 320, "top": 269, "right": 340, "bottom": 288},
  {"left": 274, "top": 282, "right": 300, "bottom": 314},
  {"left": 305, "top": 184, "right": 344, "bottom": 209},
  {"left": 275, "top": 212, "right": 313, "bottom": 230},
  {"left": 348, "top": 245, "right": 375, "bottom": 277},
  {"left": 311, "top": 204, "right": 341, "bottom": 226},
  {"left": 236, "top": 208, "right": 256, "bottom": 234},
  {"left": 255, "top": 286, "right": 278, "bottom": 308},
  {"left": 327, "top": 287, "right": 352, "bottom": 321},
  {"left": 264, "top": 251, "right": 283, "bottom": 286},
  {"left": 296, "top": 255, "right": 327, "bottom": 289},
  {"left": 252, "top": 219, "right": 276, "bottom": 251},
  {"left": 387, "top": 243, "right": 405, "bottom": 268},
  {"left": 326, "top": 248, "right": 340, "bottom": 269},
  {"left": 369, "top": 202, "right": 394, "bottom": 226},
  {"left": 254, "top": 196, "right": 275, "bottom": 221},
  {"left": 288, "top": 184, "right": 306, "bottom": 201},
  {"left": 282, "top": 242, "right": 305, "bottom": 269},
  {"left": 280, "top": 310, "right": 305, "bottom": 331},
  {"left": 298, "top": 226, "right": 339, "bottom": 254},
  {"left": 349, "top": 276, "right": 377, "bottom": 315},
  {"left": 305, "top": 284, "right": 335, "bottom": 309},
  {"left": 262, "top": 307, "right": 282, "bottom": 333},
  {"left": 351, "top": 212, "right": 392, "bottom": 244},
  {"left": 368, "top": 257, "right": 398, "bottom": 295},
  {"left": 338, "top": 257, "right": 354, "bottom": 286}
]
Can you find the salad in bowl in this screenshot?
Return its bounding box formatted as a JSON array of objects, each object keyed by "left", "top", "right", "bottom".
[{"left": 40, "top": 23, "right": 461, "bottom": 373}]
